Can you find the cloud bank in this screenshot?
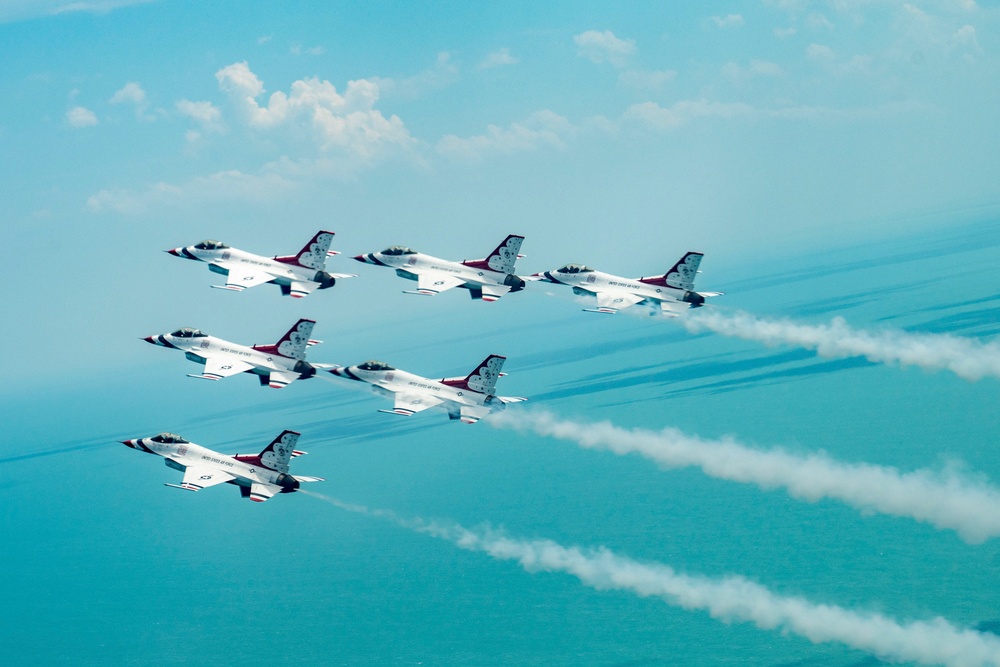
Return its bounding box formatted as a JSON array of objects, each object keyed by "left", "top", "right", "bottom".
[
  {"left": 488, "top": 410, "right": 1000, "bottom": 543},
  {"left": 681, "top": 310, "right": 1000, "bottom": 382},
  {"left": 307, "top": 493, "right": 1000, "bottom": 667}
]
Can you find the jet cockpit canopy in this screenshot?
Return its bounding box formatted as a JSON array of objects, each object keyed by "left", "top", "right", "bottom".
[
  {"left": 194, "top": 240, "right": 229, "bottom": 250},
  {"left": 558, "top": 264, "right": 594, "bottom": 274},
  {"left": 171, "top": 327, "right": 207, "bottom": 338},
  {"left": 150, "top": 433, "right": 189, "bottom": 444},
  {"left": 357, "top": 360, "right": 395, "bottom": 371},
  {"left": 381, "top": 246, "right": 416, "bottom": 256}
]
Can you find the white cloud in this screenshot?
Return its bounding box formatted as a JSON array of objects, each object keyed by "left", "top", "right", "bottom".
[
  {"left": 722, "top": 59, "right": 784, "bottom": 80},
  {"left": 806, "top": 43, "right": 835, "bottom": 60},
  {"left": 437, "top": 110, "right": 578, "bottom": 161},
  {"left": 290, "top": 43, "right": 325, "bottom": 56},
  {"left": 109, "top": 81, "right": 154, "bottom": 119},
  {"left": 109, "top": 81, "right": 145, "bottom": 106},
  {"left": 774, "top": 26, "right": 797, "bottom": 38},
  {"left": 373, "top": 52, "right": 459, "bottom": 99},
  {"left": 710, "top": 14, "right": 744, "bottom": 28},
  {"left": 806, "top": 12, "right": 834, "bottom": 30},
  {"left": 175, "top": 99, "right": 220, "bottom": 125},
  {"left": 66, "top": 106, "right": 98, "bottom": 127},
  {"left": 86, "top": 165, "right": 298, "bottom": 216},
  {"left": 0, "top": 0, "right": 153, "bottom": 22},
  {"left": 573, "top": 30, "right": 636, "bottom": 67},
  {"left": 479, "top": 47, "right": 518, "bottom": 70},
  {"left": 623, "top": 99, "right": 756, "bottom": 131},
  {"left": 618, "top": 69, "right": 676, "bottom": 92},
  {"left": 257, "top": 35, "right": 272, "bottom": 45},
  {"left": 215, "top": 61, "right": 414, "bottom": 160},
  {"left": 175, "top": 99, "right": 222, "bottom": 139}
]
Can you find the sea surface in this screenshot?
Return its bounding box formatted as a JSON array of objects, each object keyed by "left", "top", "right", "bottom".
[{"left": 2, "top": 219, "right": 999, "bottom": 666}]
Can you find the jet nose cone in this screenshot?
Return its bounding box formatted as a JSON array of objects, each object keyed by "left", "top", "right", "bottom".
[
  {"left": 165, "top": 248, "right": 182, "bottom": 256},
  {"left": 121, "top": 439, "right": 136, "bottom": 448},
  {"left": 141, "top": 335, "right": 159, "bottom": 345},
  {"left": 352, "top": 254, "right": 369, "bottom": 263}
]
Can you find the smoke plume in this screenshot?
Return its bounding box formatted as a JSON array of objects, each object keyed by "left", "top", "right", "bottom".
[
  {"left": 680, "top": 310, "right": 1000, "bottom": 381},
  {"left": 488, "top": 410, "right": 1000, "bottom": 543},
  {"left": 302, "top": 492, "right": 1000, "bottom": 667}
]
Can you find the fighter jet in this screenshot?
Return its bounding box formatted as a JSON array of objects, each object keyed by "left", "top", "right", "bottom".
[
  {"left": 142, "top": 318, "right": 328, "bottom": 388},
  {"left": 353, "top": 234, "right": 526, "bottom": 301},
  {"left": 327, "top": 354, "right": 526, "bottom": 423},
  {"left": 166, "top": 230, "right": 356, "bottom": 298},
  {"left": 121, "top": 430, "right": 323, "bottom": 502},
  {"left": 531, "top": 251, "right": 723, "bottom": 315}
]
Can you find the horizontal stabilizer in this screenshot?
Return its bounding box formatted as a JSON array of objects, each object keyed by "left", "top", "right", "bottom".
[
  {"left": 164, "top": 483, "right": 197, "bottom": 492},
  {"left": 292, "top": 475, "right": 325, "bottom": 483},
  {"left": 379, "top": 408, "right": 415, "bottom": 417}
]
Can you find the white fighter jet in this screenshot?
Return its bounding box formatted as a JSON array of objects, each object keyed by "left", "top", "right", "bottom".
[
  {"left": 121, "top": 430, "right": 324, "bottom": 502},
  {"left": 327, "top": 354, "right": 526, "bottom": 423},
  {"left": 167, "top": 230, "right": 356, "bottom": 298},
  {"left": 531, "top": 251, "right": 723, "bottom": 315},
  {"left": 142, "top": 318, "right": 329, "bottom": 388},
  {"left": 353, "top": 234, "right": 526, "bottom": 301}
]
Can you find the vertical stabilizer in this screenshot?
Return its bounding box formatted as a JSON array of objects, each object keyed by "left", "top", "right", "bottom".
[
  {"left": 442, "top": 355, "right": 506, "bottom": 394},
  {"left": 253, "top": 319, "right": 316, "bottom": 359},
  {"left": 639, "top": 251, "right": 703, "bottom": 290},
  {"left": 276, "top": 231, "right": 335, "bottom": 270},
  {"left": 257, "top": 430, "right": 300, "bottom": 473},
  {"left": 462, "top": 235, "right": 524, "bottom": 273}
]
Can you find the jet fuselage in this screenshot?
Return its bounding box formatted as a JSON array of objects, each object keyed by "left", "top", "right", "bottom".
[
  {"left": 331, "top": 365, "right": 500, "bottom": 410},
  {"left": 170, "top": 245, "right": 338, "bottom": 291}
]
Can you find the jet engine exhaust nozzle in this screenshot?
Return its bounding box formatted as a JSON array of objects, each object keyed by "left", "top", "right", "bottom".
[
  {"left": 682, "top": 291, "right": 706, "bottom": 307},
  {"left": 315, "top": 271, "right": 337, "bottom": 289},
  {"left": 503, "top": 274, "right": 526, "bottom": 292}
]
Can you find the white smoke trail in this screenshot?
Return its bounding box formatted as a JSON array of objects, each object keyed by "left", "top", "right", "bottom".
[
  {"left": 680, "top": 309, "right": 1000, "bottom": 381},
  {"left": 300, "top": 491, "right": 1000, "bottom": 667},
  {"left": 487, "top": 410, "right": 1000, "bottom": 543}
]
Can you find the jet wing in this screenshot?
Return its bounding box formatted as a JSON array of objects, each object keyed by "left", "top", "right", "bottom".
[
  {"left": 288, "top": 280, "right": 317, "bottom": 299},
  {"left": 480, "top": 284, "right": 512, "bottom": 302},
  {"left": 585, "top": 291, "right": 645, "bottom": 314},
  {"left": 266, "top": 369, "right": 301, "bottom": 389},
  {"left": 378, "top": 393, "right": 445, "bottom": 417},
  {"left": 455, "top": 405, "right": 491, "bottom": 424},
  {"left": 188, "top": 357, "right": 255, "bottom": 381},
  {"left": 173, "top": 467, "right": 236, "bottom": 492},
  {"left": 212, "top": 266, "right": 275, "bottom": 292},
  {"left": 406, "top": 273, "right": 465, "bottom": 296},
  {"left": 248, "top": 482, "right": 282, "bottom": 502}
]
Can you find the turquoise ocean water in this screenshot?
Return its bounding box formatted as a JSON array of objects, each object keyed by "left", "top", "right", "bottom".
[{"left": 2, "top": 219, "right": 999, "bottom": 666}]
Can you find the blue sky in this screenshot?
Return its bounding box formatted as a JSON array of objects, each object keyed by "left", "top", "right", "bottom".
[
  {"left": 3, "top": 4, "right": 1000, "bottom": 665},
  {"left": 4, "top": 0, "right": 1000, "bottom": 382}
]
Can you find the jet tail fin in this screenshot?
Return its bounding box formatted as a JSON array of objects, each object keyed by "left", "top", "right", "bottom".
[
  {"left": 639, "top": 251, "right": 703, "bottom": 290},
  {"left": 234, "top": 430, "right": 300, "bottom": 473},
  {"left": 441, "top": 355, "right": 506, "bottom": 394},
  {"left": 274, "top": 231, "right": 335, "bottom": 270},
  {"left": 252, "top": 319, "right": 316, "bottom": 359},
  {"left": 461, "top": 235, "right": 524, "bottom": 274}
]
